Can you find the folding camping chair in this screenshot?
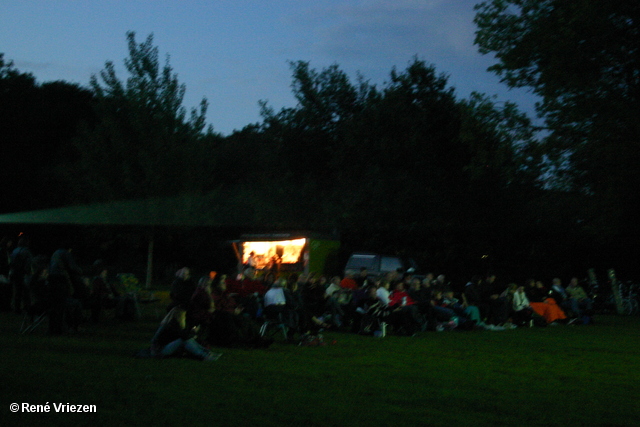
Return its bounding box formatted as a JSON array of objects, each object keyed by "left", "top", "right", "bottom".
[
  {"left": 259, "top": 310, "right": 289, "bottom": 340},
  {"left": 20, "top": 308, "right": 48, "bottom": 334}
]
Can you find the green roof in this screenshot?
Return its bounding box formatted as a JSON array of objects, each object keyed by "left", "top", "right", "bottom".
[{"left": 0, "top": 194, "right": 261, "bottom": 227}]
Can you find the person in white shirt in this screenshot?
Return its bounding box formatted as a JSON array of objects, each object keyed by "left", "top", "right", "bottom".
[
  {"left": 262, "top": 279, "right": 296, "bottom": 335},
  {"left": 324, "top": 276, "right": 345, "bottom": 327},
  {"left": 512, "top": 284, "right": 534, "bottom": 326},
  {"left": 264, "top": 280, "right": 286, "bottom": 307},
  {"left": 376, "top": 280, "right": 391, "bottom": 307}
]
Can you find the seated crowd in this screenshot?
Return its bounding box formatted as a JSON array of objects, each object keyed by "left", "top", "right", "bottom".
[
  {"left": 154, "top": 265, "right": 597, "bottom": 359},
  {"left": 1, "top": 235, "right": 597, "bottom": 362}
]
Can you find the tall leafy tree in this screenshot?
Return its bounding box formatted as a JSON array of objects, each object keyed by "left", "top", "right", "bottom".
[
  {"left": 336, "top": 59, "right": 466, "bottom": 234},
  {"left": 258, "top": 59, "right": 534, "bottom": 242},
  {"left": 456, "top": 92, "right": 543, "bottom": 270},
  {"left": 1, "top": 54, "right": 94, "bottom": 212},
  {"left": 260, "top": 61, "right": 371, "bottom": 180},
  {"left": 254, "top": 61, "right": 376, "bottom": 228},
  {"left": 224, "top": 57, "right": 550, "bottom": 273},
  {"left": 459, "top": 92, "right": 538, "bottom": 189},
  {"left": 65, "top": 32, "right": 214, "bottom": 202},
  {"left": 474, "top": 1, "right": 640, "bottom": 237}
]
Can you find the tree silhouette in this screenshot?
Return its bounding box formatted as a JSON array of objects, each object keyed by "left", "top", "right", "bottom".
[{"left": 63, "top": 32, "right": 215, "bottom": 202}]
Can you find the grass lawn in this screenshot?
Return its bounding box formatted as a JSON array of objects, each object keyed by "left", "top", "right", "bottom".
[{"left": 1, "top": 305, "right": 639, "bottom": 427}]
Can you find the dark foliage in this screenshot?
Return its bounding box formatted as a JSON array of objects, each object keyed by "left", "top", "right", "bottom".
[{"left": 0, "top": 54, "right": 95, "bottom": 211}]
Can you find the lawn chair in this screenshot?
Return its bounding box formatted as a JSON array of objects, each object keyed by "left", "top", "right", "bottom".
[
  {"left": 259, "top": 309, "right": 289, "bottom": 340},
  {"left": 358, "top": 302, "right": 390, "bottom": 336},
  {"left": 21, "top": 272, "right": 52, "bottom": 334},
  {"left": 20, "top": 306, "right": 49, "bottom": 334}
]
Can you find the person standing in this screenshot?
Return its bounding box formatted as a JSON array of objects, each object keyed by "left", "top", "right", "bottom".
[
  {"left": 0, "top": 236, "right": 14, "bottom": 312},
  {"left": 9, "top": 236, "right": 33, "bottom": 314},
  {"left": 48, "top": 245, "right": 83, "bottom": 334}
]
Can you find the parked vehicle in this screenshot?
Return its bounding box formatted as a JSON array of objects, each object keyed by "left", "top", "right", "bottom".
[{"left": 344, "top": 252, "right": 418, "bottom": 278}]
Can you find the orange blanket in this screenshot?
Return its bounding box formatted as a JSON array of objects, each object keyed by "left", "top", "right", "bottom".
[{"left": 530, "top": 298, "right": 567, "bottom": 324}]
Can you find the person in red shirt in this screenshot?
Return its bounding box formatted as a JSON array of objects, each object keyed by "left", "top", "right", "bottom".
[
  {"left": 340, "top": 271, "right": 358, "bottom": 290},
  {"left": 388, "top": 282, "right": 424, "bottom": 335}
]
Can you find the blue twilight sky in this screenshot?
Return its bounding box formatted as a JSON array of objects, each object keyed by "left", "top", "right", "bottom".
[{"left": 1, "top": 0, "right": 539, "bottom": 136}]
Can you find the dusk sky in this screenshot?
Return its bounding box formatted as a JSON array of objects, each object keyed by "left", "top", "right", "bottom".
[{"left": 2, "top": 0, "right": 539, "bottom": 135}]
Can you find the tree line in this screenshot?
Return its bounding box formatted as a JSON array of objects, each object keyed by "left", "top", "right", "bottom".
[{"left": 2, "top": 2, "right": 639, "bottom": 280}]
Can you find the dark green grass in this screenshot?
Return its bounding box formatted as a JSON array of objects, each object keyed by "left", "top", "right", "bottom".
[{"left": 1, "top": 310, "right": 639, "bottom": 426}]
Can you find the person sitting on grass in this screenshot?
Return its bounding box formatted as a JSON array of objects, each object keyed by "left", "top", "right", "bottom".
[
  {"left": 459, "top": 276, "right": 495, "bottom": 330},
  {"left": 526, "top": 280, "right": 567, "bottom": 325},
  {"left": 441, "top": 289, "right": 476, "bottom": 330},
  {"left": 550, "top": 277, "right": 579, "bottom": 319},
  {"left": 566, "top": 277, "right": 594, "bottom": 319},
  {"left": 511, "top": 284, "right": 535, "bottom": 327},
  {"left": 480, "top": 274, "right": 511, "bottom": 327},
  {"left": 429, "top": 288, "right": 458, "bottom": 330},
  {"left": 150, "top": 304, "right": 221, "bottom": 361}
]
